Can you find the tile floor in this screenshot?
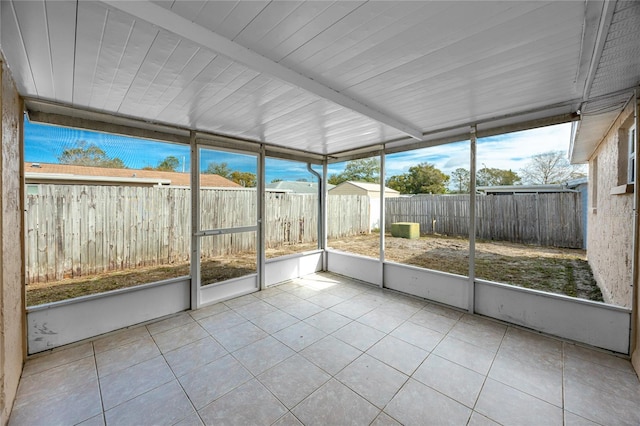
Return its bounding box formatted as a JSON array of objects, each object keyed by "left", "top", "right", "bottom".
[{"left": 9, "top": 272, "right": 640, "bottom": 426}]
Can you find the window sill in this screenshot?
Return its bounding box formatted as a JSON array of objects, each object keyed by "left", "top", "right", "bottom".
[{"left": 610, "top": 184, "right": 634, "bottom": 195}]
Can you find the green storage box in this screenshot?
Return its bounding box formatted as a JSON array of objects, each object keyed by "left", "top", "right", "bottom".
[{"left": 391, "top": 222, "right": 420, "bottom": 239}]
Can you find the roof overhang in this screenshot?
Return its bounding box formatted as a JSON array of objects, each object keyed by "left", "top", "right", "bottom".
[{"left": 1, "top": 1, "right": 637, "bottom": 159}]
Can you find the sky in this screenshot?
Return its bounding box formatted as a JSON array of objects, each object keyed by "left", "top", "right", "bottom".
[{"left": 24, "top": 117, "right": 576, "bottom": 184}]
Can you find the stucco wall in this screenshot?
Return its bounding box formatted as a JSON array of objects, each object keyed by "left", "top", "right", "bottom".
[
  {"left": 0, "top": 59, "right": 24, "bottom": 424},
  {"left": 587, "top": 103, "right": 635, "bottom": 308}
]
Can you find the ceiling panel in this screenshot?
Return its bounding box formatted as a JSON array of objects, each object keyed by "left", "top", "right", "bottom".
[{"left": 3, "top": 0, "right": 637, "bottom": 158}]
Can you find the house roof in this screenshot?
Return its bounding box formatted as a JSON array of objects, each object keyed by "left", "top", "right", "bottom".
[
  {"left": 3, "top": 1, "right": 637, "bottom": 160},
  {"left": 330, "top": 181, "right": 399, "bottom": 194},
  {"left": 477, "top": 185, "right": 578, "bottom": 194},
  {"left": 265, "top": 181, "right": 334, "bottom": 194},
  {"left": 24, "top": 162, "right": 240, "bottom": 187}
]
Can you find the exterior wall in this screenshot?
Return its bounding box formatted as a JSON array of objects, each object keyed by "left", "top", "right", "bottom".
[
  {"left": 0, "top": 59, "right": 25, "bottom": 423},
  {"left": 328, "top": 183, "right": 367, "bottom": 196},
  {"left": 588, "top": 103, "right": 635, "bottom": 308}
]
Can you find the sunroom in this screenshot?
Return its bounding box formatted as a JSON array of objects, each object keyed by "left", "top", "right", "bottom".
[{"left": 1, "top": 1, "right": 639, "bottom": 424}]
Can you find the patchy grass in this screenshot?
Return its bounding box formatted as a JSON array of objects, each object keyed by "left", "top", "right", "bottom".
[{"left": 27, "top": 234, "right": 603, "bottom": 306}]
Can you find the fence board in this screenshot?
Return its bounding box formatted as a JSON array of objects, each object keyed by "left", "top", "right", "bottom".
[
  {"left": 386, "top": 193, "right": 583, "bottom": 248},
  {"left": 25, "top": 186, "right": 369, "bottom": 283}
]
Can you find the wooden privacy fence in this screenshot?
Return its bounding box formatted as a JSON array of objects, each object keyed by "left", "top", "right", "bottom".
[
  {"left": 385, "top": 193, "right": 583, "bottom": 248},
  {"left": 25, "top": 185, "right": 369, "bottom": 284}
]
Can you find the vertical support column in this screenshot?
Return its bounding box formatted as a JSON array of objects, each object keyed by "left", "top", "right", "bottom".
[
  {"left": 322, "top": 161, "right": 329, "bottom": 271},
  {"left": 189, "top": 132, "right": 200, "bottom": 309},
  {"left": 257, "top": 146, "right": 266, "bottom": 290},
  {"left": 379, "top": 152, "right": 386, "bottom": 288},
  {"left": 469, "top": 126, "right": 477, "bottom": 314}
]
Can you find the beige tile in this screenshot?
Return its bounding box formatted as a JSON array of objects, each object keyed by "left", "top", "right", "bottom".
[
  {"left": 93, "top": 326, "right": 150, "bottom": 353},
  {"left": 252, "top": 286, "right": 283, "bottom": 299},
  {"left": 105, "top": 380, "right": 195, "bottom": 425},
  {"left": 489, "top": 350, "right": 563, "bottom": 407},
  {"left": 211, "top": 321, "right": 268, "bottom": 352},
  {"left": 374, "top": 301, "right": 421, "bottom": 321},
  {"left": 500, "top": 327, "right": 562, "bottom": 361},
  {"left": 250, "top": 309, "right": 300, "bottom": 334},
  {"left": 371, "top": 412, "right": 402, "bottom": 426},
  {"left": 232, "top": 300, "right": 279, "bottom": 320},
  {"left": 178, "top": 354, "right": 252, "bottom": 410},
  {"left": 357, "top": 309, "right": 405, "bottom": 333},
  {"left": 326, "top": 285, "right": 365, "bottom": 300},
  {"left": 422, "top": 302, "right": 465, "bottom": 320},
  {"left": 174, "top": 412, "right": 204, "bottom": 426},
  {"left": 292, "top": 379, "right": 380, "bottom": 426},
  {"left": 564, "top": 411, "right": 600, "bottom": 426},
  {"left": 22, "top": 342, "right": 94, "bottom": 377},
  {"left": 262, "top": 292, "right": 304, "bottom": 309},
  {"left": 76, "top": 414, "right": 105, "bottom": 426},
  {"left": 15, "top": 356, "right": 97, "bottom": 406},
  {"left": 271, "top": 412, "right": 303, "bottom": 426},
  {"left": 408, "top": 309, "right": 458, "bottom": 333},
  {"left": 413, "top": 354, "right": 485, "bottom": 408},
  {"left": 385, "top": 378, "right": 472, "bottom": 426},
  {"left": 163, "top": 336, "right": 228, "bottom": 378},
  {"left": 467, "top": 412, "right": 500, "bottom": 426},
  {"left": 198, "top": 310, "right": 247, "bottom": 334},
  {"left": 147, "top": 312, "right": 195, "bottom": 335},
  {"left": 432, "top": 335, "right": 496, "bottom": 375},
  {"left": 232, "top": 336, "right": 296, "bottom": 375},
  {"left": 95, "top": 335, "right": 160, "bottom": 377},
  {"left": 288, "top": 286, "right": 321, "bottom": 299},
  {"left": 9, "top": 379, "right": 101, "bottom": 426},
  {"left": 367, "top": 335, "right": 428, "bottom": 375},
  {"left": 564, "top": 352, "right": 640, "bottom": 400},
  {"left": 273, "top": 321, "right": 327, "bottom": 351},
  {"left": 300, "top": 335, "right": 363, "bottom": 375},
  {"left": 447, "top": 316, "right": 505, "bottom": 352},
  {"left": 390, "top": 321, "right": 444, "bottom": 352},
  {"left": 332, "top": 321, "right": 385, "bottom": 351},
  {"left": 189, "top": 302, "right": 229, "bottom": 321},
  {"left": 564, "top": 367, "right": 640, "bottom": 425},
  {"left": 258, "top": 354, "right": 331, "bottom": 408},
  {"left": 198, "top": 379, "right": 287, "bottom": 426},
  {"left": 152, "top": 322, "right": 209, "bottom": 353},
  {"left": 336, "top": 354, "right": 408, "bottom": 409},
  {"left": 100, "top": 355, "right": 174, "bottom": 410},
  {"left": 306, "top": 292, "right": 345, "bottom": 308},
  {"left": 564, "top": 342, "right": 635, "bottom": 373},
  {"left": 223, "top": 293, "right": 260, "bottom": 309},
  {"left": 475, "top": 379, "right": 563, "bottom": 426},
  {"left": 281, "top": 300, "right": 325, "bottom": 319},
  {"left": 304, "top": 309, "right": 351, "bottom": 334},
  {"left": 329, "top": 299, "right": 376, "bottom": 319}
]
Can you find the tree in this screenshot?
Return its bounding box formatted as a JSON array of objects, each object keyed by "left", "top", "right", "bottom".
[
  {"left": 58, "top": 141, "right": 126, "bottom": 168},
  {"left": 271, "top": 178, "right": 283, "bottom": 183},
  {"left": 155, "top": 156, "right": 180, "bottom": 172},
  {"left": 143, "top": 155, "right": 181, "bottom": 172},
  {"left": 387, "top": 162, "right": 449, "bottom": 194},
  {"left": 204, "top": 162, "right": 232, "bottom": 178},
  {"left": 520, "top": 151, "right": 586, "bottom": 184},
  {"left": 230, "top": 171, "right": 256, "bottom": 187},
  {"left": 450, "top": 168, "right": 470, "bottom": 193},
  {"left": 476, "top": 166, "right": 521, "bottom": 187},
  {"left": 328, "top": 158, "right": 380, "bottom": 185}
]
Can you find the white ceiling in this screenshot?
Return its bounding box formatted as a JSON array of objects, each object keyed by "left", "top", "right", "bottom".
[{"left": 1, "top": 1, "right": 637, "bottom": 158}]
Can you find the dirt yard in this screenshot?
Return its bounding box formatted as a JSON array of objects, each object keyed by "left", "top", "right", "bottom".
[{"left": 26, "top": 234, "right": 602, "bottom": 306}]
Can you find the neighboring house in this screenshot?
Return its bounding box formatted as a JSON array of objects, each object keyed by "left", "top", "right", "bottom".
[
  {"left": 329, "top": 181, "right": 400, "bottom": 230},
  {"left": 570, "top": 101, "right": 636, "bottom": 308},
  {"left": 265, "top": 180, "right": 335, "bottom": 194},
  {"left": 24, "top": 162, "right": 240, "bottom": 190}
]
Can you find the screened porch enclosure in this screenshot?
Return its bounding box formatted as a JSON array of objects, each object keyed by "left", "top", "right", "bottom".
[{"left": 2, "top": 0, "right": 640, "bottom": 424}]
